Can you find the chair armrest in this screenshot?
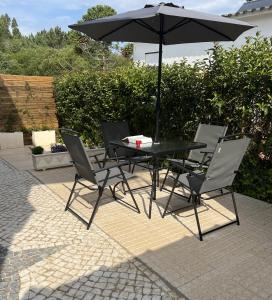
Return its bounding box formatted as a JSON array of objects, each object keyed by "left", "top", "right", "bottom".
[
  {"left": 88, "top": 152, "right": 105, "bottom": 168},
  {"left": 199, "top": 150, "right": 214, "bottom": 166},
  {"left": 168, "top": 159, "right": 205, "bottom": 178},
  {"left": 88, "top": 152, "right": 104, "bottom": 158},
  {"left": 219, "top": 133, "right": 250, "bottom": 142},
  {"left": 200, "top": 149, "right": 214, "bottom": 154},
  {"left": 93, "top": 161, "right": 129, "bottom": 174}
]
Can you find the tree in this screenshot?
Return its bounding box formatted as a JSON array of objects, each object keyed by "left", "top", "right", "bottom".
[
  {"left": 121, "top": 43, "right": 134, "bottom": 60},
  {"left": 0, "top": 7, "right": 131, "bottom": 76},
  {"left": 11, "top": 18, "right": 21, "bottom": 38},
  {"left": 69, "top": 5, "right": 118, "bottom": 70},
  {"left": 82, "top": 5, "right": 116, "bottom": 22},
  {"left": 0, "top": 14, "right": 11, "bottom": 41},
  {"left": 30, "top": 26, "right": 68, "bottom": 48}
]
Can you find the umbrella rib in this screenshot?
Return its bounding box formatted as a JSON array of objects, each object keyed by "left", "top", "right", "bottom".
[
  {"left": 133, "top": 19, "right": 159, "bottom": 35},
  {"left": 192, "top": 19, "right": 233, "bottom": 41},
  {"left": 163, "top": 18, "right": 191, "bottom": 34},
  {"left": 97, "top": 20, "right": 134, "bottom": 41}
]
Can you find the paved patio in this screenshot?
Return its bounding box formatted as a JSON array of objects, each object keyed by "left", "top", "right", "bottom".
[{"left": 1, "top": 147, "right": 272, "bottom": 300}]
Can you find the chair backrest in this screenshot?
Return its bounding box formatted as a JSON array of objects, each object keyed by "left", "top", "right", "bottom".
[
  {"left": 101, "top": 121, "right": 135, "bottom": 158},
  {"left": 61, "top": 129, "right": 97, "bottom": 184},
  {"left": 188, "top": 124, "right": 228, "bottom": 162},
  {"left": 199, "top": 136, "right": 250, "bottom": 194}
]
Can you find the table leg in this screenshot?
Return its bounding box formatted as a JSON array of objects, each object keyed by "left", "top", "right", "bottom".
[
  {"left": 148, "top": 197, "right": 153, "bottom": 219},
  {"left": 149, "top": 157, "right": 158, "bottom": 219},
  {"left": 156, "top": 169, "right": 160, "bottom": 187}
]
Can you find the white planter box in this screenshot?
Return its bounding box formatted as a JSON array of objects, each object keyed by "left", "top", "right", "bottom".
[
  {"left": 32, "top": 130, "right": 56, "bottom": 148},
  {"left": 32, "top": 148, "right": 105, "bottom": 171},
  {"left": 0, "top": 132, "right": 24, "bottom": 149}
]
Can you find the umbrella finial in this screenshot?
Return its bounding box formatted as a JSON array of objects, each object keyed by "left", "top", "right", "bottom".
[
  {"left": 159, "top": 3, "right": 182, "bottom": 8},
  {"left": 144, "top": 4, "right": 155, "bottom": 8},
  {"left": 144, "top": 3, "right": 183, "bottom": 8}
]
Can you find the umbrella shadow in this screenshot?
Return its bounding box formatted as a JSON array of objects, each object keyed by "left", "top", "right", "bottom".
[{"left": 19, "top": 256, "right": 186, "bottom": 300}]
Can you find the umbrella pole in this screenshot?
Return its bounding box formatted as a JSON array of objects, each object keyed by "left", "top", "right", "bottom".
[{"left": 155, "top": 15, "right": 164, "bottom": 143}]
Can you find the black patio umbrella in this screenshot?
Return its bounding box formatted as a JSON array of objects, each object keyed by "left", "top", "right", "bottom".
[{"left": 69, "top": 2, "right": 254, "bottom": 142}]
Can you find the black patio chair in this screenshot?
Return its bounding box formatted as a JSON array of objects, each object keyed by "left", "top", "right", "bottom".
[
  {"left": 161, "top": 124, "right": 228, "bottom": 190},
  {"left": 101, "top": 121, "right": 152, "bottom": 173},
  {"left": 162, "top": 134, "right": 250, "bottom": 241},
  {"left": 61, "top": 128, "right": 140, "bottom": 229}
]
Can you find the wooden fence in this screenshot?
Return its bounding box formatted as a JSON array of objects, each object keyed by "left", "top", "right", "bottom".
[{"left": 0, "top": 74, "right": 58, "bottom": 131}]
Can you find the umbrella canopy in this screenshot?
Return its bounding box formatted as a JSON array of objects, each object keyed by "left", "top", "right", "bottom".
[{"left": 69, "top": 2, "right": 254, "bottom": 142}]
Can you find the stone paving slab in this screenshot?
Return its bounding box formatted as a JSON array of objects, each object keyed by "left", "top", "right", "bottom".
[
  {"left": 0, "top": 159, "right": 184, "bottom": 300},
  {"left": 1, "top": 148, "right": 272, "bottom": 300},
  {"left": 29, "top": 166, "right": 272, "bottom": 300}
]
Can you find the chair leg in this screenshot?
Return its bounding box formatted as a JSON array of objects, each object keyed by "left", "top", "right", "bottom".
[
  {"left": 148, "top": 161, "right": 153, "bottom": 180},
  {"left": 65, "top": 175, "right": 77, "bottom": 211},
  {"left": 87, "top": 186, "right": 104, "bottom": 230},
  {"left": 192, "top": 195, "right": 203, "bottom": 241},
  {"left": 109, "top": 186, "right": 117, "bottom": 200},
  {"left": 113, "top": 182, "right": 118, "bottom": 196},
  {"left": 125, "top": 180, "right": 140, "bottom": 213},
  {"left": 131, "top": 163, "right": 136, "bottom": 173},
  {"left": 162, "top": 173, "right": 180, "bottom": 218},
  {"left": 87, "top": 170, "right": 110, "bottom": 230},
  {"left": 122, "top": 182, "right": 126, "bottom": 195},
  {"left": 231, "top": 191, "right": 240, "bottom": 226},
  {"left": 160, "top": 168, "right": 169, "bottom": 191},
  {"left": 94, "top": 155, "right": 102, "bottom": 168},
  {"left": 118, "top": 167, "right": 140, "bottom": 213},
  {"left": 102, "top": 153, "right": 108, "bottom": 167}
]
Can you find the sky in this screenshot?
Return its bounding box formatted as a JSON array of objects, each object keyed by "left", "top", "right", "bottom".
[{"left": 0, "top": 0, "right": 245, "bottom": 35}]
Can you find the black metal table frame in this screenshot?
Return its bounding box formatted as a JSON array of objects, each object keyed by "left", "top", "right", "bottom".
[{"left": 109, "top": 140, "right": 206, "bottom": 219}]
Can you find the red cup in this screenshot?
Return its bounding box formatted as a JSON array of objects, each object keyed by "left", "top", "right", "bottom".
[{"left": 136, "top": 140, "right": 142, "bottom": 148}]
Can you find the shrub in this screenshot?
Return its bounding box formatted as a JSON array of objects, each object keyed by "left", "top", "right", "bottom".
[
  {"left": 201, "top": 34, "right": 272, "bottom": 202},
  {"left": 202, "top": 34, "right": 272, "bottom": 141},
  {"left": 31, "top": 146, "right": 44, "bottom": 155},
  {"left": 54, "top": 35, "right": 272, "bottom": 202},
  {"left": 55, "top": 65, "right": 158, "bottom": 146},
  {"left": 51, "top": 144, "right": 67, "bottom": 153}
]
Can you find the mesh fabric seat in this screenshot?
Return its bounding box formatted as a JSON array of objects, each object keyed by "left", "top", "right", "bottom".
[
  {"left": 61, "top": 128, "right": 140, "bottom": 229},
  {"left": 187, "top": 124, "right": 228, "bottom": 167},
  {"left": 161, "top": 123, "right": 228, "bottom": 190},
  {"left": 163, "top": 135, "right": 250, "bottom": 241}
]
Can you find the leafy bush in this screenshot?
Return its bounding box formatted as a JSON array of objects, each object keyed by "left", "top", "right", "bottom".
[
  {"left": 31, "top": 146, "right": 44, "bottom": 155},
  {"left": 202, "top": 34, "right": 272, "bottom": 139},
  {"left": 55, "top": 35, "right": 272, "bottom": 202},
  {"left": 55, "top": 65, "right": 157, "bottom": 146},
  {"left": 201, "top": 34, "right": 272, "bottom": 202},
  {"left": 51, "top": 144, "right": 67, "bottom": 153}
]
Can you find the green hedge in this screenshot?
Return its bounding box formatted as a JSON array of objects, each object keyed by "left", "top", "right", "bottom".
[{"left": 55, "top": 35, "right": 272, "bottom": 202}]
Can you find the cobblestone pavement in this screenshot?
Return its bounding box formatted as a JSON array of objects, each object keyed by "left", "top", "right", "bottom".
[{"left": 0, "top": 159, "right": 184, "bottom": 300}]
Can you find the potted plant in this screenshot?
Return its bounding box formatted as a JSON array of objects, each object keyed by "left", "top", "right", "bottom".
[
  {"left": 31, "top": 146, "right": 44, "bottom": 155},
  {"left": 31, "top": 143, "right": 105, "bottom": 171}
]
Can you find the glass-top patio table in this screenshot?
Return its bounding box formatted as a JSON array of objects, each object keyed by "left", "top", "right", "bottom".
[{"left": 110, "top": 140, "right": 207, "bottom": 218}]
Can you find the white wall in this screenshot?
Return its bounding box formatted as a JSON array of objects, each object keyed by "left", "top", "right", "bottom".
[{"left": 133, "top": 11, "right": 272, "bottom": 65}]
